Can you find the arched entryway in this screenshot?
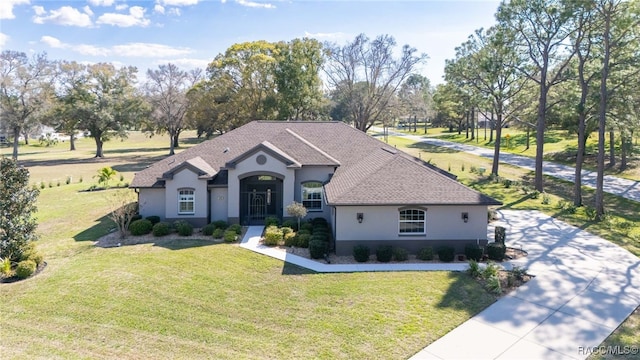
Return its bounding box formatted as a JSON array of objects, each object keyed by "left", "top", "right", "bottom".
[{"left": 239, "top": 174, "right": 283, "bottom": 225}]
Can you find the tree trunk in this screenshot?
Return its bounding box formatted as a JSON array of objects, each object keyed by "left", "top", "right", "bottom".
[
  {"left": 470, "top": 108, "right": 475, "bottom": 141},
  {"left": 608, "top": 130, "right": 615, "bottom": 166},
  {"left": 574, "top": 114, "right": 586, "bottom": 207},
  {"left": 465, "top": 111, "right": 469, "bottom": 138},
  {"left": 619, "top": 133, "right": 628, "bottom": 171},
  {"left": 172, "top": 132, "right": 180, "bottom": 149},
  {"left": 12, "top": 126, "right": 20, "bottom": 160},
  {"left": 168, "top": 136, "right": 175, "bottom": 156},
  {"left": 492, "top": 114, "right": 503, "bottom": 176},
  {"left": 534, "top": 81, "right": 548, "bottom": 193},
  {"left": 595, "top": 13, "right": 611, "bottom": 220},
  {"left": 69, "top": 133, "right": 76, "bottom": 151},
  {"left": 94, "top": 136, "right": 104, "bottom": 158}
]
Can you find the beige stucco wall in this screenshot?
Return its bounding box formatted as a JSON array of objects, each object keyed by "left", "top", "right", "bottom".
[
  {"left": 138, "top": 188, "right": 165, "bottom": 219},
  {"left": 227, "top": 150, "right": 295, "bottom": 219},
  {"left": 335, "top": 205, "right": 488, "bottom": 241},
  {"left": 210, "top": 187, "right": 228, "bottom": 222},
  {"left": 164, "top": 168, "right": 208, "bottom": 220}
]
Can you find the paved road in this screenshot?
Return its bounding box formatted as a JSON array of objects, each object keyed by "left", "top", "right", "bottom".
[
  {"left": 374, "top": 128, "right": 640, "bottom": 203},
  {"left": 411, "top": 209, "right": 640, "bottom": 360}
]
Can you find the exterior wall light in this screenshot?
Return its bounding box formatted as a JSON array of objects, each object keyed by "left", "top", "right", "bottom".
[
  {"left": 462, "top": 212, "right": 469, "bottom": 223},
  {"left": 357, "top": 213, "right": 364, "bottom": 223}
]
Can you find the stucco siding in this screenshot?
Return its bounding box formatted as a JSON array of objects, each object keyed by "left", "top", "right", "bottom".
[
  {"left": 294, "top": 166, "right": 334, "bottom": 221},
  {"left": 164, "top": 168, "right": 208, "bottom": 220},
  {"left": 138, "top": 188, "right": 165, "bottom": 219},
  {"left": 211, "top": 187, "right": 228, "bottom": 222},
  {"left": 227, "top": 150, "right": 295, "bottom": 218}
]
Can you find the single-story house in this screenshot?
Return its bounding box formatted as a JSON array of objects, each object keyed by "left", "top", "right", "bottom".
[{"left": 130, "top": 121, "right": 501, "bottom": 255}]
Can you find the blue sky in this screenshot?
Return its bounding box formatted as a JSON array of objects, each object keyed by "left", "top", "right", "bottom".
[{"left": 0, "top": 0, "right": 501, "bottom": 84}]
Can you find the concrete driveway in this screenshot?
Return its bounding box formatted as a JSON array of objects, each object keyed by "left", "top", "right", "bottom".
[{"left": 411, "top": 210, "right": 640, "bottom": 359}]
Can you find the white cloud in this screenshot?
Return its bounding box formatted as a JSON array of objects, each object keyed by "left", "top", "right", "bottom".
[
  {"left": 74, "top": 44, "right": 110, "bottom": 56},
  {"left": 0, "top": 33, "right": 9, "bottom": 48},
  {"left": 32, "top": 5, "right": 45, "bottom": 16},
  {"left": 83, "top": 5, "right": 94, "bottom": 16},
  {"left": 88, "top": 0, "right": 115, "bottom": 6},
  {"left": 235, "top": 0, "right": 275, "bottom": 9},
  {"left": 97, "top": 6, "right": 150, "bottom": 27},
  {"left": 113, "top": 43, "right": 192, "bottom": 57},
  {"left": 40, "top": 35, "right": 64, "bottom": 48},
  {"left": 0, "top": 0, "right": 30, "bottom": 20},
  {"left": 168, "top": 8, "right": 181, "bottom": 16},
  {"left": 115, "top": 4, "right": 128, "bottom": 11},
  {"left": 33, "top": 6, "right": 93, "bottom": 27},
  {"left": 157, "top": 0, "right": 199, "bottom": 6},
  {"left": 304, "top": 31, "right": 345, "bottom": 39},
  {"left": 154, "top": 4, "right": 165, "bottom": 14}
]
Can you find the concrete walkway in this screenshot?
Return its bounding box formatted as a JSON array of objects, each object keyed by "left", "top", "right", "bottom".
[
  {"left": 411, "top": 210, "right": 640, "bottom": 359},
  {"left": 374, "top": 128, "right": 640, "bottom": 203},
  {"left": 241, "top": 211, "right": 640, "bottom": 359}
]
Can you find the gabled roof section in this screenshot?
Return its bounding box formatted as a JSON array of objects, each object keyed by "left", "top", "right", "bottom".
[
  {"left": 281, "top": 129, "right": 341, "bottom": 166},
  {"left": 224, "top": 141, "right": 302, "bottom": 169},
  {"left": 160, "top": 156, "right": 217, "bottom": 180}
]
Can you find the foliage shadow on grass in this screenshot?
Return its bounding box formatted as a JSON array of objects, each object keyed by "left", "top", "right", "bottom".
[
  {"left": 436, "top": 272, "right": 495, "bottom": 315},
  {"left": 408, "top": 142, "right": 459, "bottom": 154},
  {"left": 152, "top": 238, "right": 226, "bottom": 251},
  {"left": 103, "top": 147, "right": 173, "bottom": 155},
  {"left": 281, "top": 262, "right": 317, "bottom": 275},
  {"left": 74, "top": 214, "right": 114, "bottom": 242}
]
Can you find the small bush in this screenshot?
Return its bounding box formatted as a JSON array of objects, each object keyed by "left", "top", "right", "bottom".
[
  {"left": 309, "top": 240, "right": 326, "bottom": 259},
  {"left": 174, "top": 221, "right": 193, "bottom": 236},
  {"left": 295, "top": 233, "right": 311, "bottom": 248},
  {"left": 284, "top": 232, "right": 298, "bottom": 247},
  {"left": 265, "top": 216, "right": 280, "bottom": 227},
  {"left": 376, "top": 245, "right": 393, "bottom": 263},
  {"left": 482, "top": 262, "right": 500, "bottom": 279},
  {"left": 417, "top": 247, "right": 434, "bottom": 261},
  {"left": 467, "top": 259, "right": 481, "bottom": 278},
  {"left": 437, "top": 246, "right": 455, "bottom": 262},
  {"left": 212, "top": 220, "right": 229, "bottom": 230},
  {"left": 300, "top": 222, "right": 314, "bottom": 233},
  {"left": 511, "top": 266, "right": 528, "bottom": 281},
  {"left": 1, "top": 257, "right": 14, "bottom": 277},
  {"left": 529, "top": 190, "right": 540, "bottom": 199},
  {"left": 129, "top": 219, "right": 153, "bottom": 236},
  {"left": 79, "top": 176, "right": 83, "bottom": 183},
  {"left": 502, "top": 179, "right": 512, "bottom": 188},
  {"left": 486, "top": 275, "right": 502, "bottom": 295},
  {"left": 487, "top": 209, "right": 498, "bottom": 221},
  {"left": 146, "top": 215, "right": 161, "bottom": 225},
  {"left": 312, "top": 217, "right": 328, "bottom": 226},
  {"left": 542, "top": 193, "right": 551, "bottom": 205},
  {"left": 297, "top": 229, "right": 311, "bottom": 236},
  {"left": 223, "top": 230, "right": 237, "bottom": 243},
  {"left": 152, "top": 222, "right": 171, "bottom": 237},
  {"left": 464, "top": 244, "right": 484, "bottom": 262},
  {"left": 21, "top": 250, "right": 43, "bottom": 267},
  {"left": 282, "top": 220, "right": 297, "bottom": 231},
  {"left": 212, "top": 228, "right": 225, "bottom": 239},
  {"left": 15, "top": 260, "right": 37, "bottom": 279},
  {"left": 461, "top": 163, "right": 465, "bottom": 172},
  {"left": 202, "top": 224, "right": 216, "bottom": 236},
  {"left": 228, "top": 224, "right": 242, "bottom": 235},
  {"left": 353, "top": 245, "right": 370, "bottom": 263},
  {"left": 470, "top": 165, "right": 477, "bottom": 173},
  {"left": 311, "top": 233, "right": 328, "bottom": 243},
  {"left": 281, "top": 227, "right": 293, "bottom": 236},
  {"left": 585, "top": 206, "right": 597, "bottom": 220},
  {"left": 487, "top": 242, "right": 506, "bottom": 261},
  {"left": 40, "top": 181, "right": 45, "bottom": 189},
  {"left": 66, "top": 176, "right": 71, "bottom": 185},
  {"left": 393, "top": 247, "right": 408, "bottom": 262},
  {"left": 566, "top": 204, "right": 577, "bottom": 214},
  {"left": 56, "top": 180, "right": 61, "bottom": 187},
  {"left": 263, "top": 226, "right": 283, "bottom": 246}
]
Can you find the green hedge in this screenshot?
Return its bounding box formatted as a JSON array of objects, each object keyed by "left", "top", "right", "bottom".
[
  {"left": 353, "top": 245, "right": 370, "bottom": 263},
  {"left": 129, "top": 219, "right": 153, "bottom": 236},
  {"left": 437, "top": 246, "right": 455, "bottom": 262},
  {"left": 417, "top": 247, "right": 434, "bottom": 261},
  {"left": 152, "top": 222, "right": 171, "bottom": 237},
  {"left": 15, "top": 260, "right": 36, "bottom": 279},
  {"left": 309, "top": 240, "right": 326, "bottom": 259},
  {"left": 464, "top": 244, "right": 484, "bottom": 262},
  {"left": 487, "top": 242, "right": 506, "bottom": 261}
]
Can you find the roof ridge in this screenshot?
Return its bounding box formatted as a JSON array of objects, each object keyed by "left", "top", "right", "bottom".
[
  {"left": 330, "top": 150, "right": 395, "bottom": 201},
  {"left": 284, "top": 128, "right": 341, "bottom": 166}
]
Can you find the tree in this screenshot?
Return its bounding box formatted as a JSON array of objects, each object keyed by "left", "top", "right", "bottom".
[
  {"left": 286, "top": 202, "right": 307, "bottom": 231},
  {"left": 75, "top": 63, "right": 144, "bottom": 157},
  {"left": 107, "top": 191, "right": 138, "bottom": 240},
  {"left": 144, "top": 63, "right": 201, "bottom": 155},
  {"left": 0, "top": 158, "right": 39, "bottom": 263},
  {"left": 0, "top": 51, "right": 54, "bottom": 160},
  {"left": 399, "top": 74, "right": 433, "bottom": 132},
  {"left": 497, "top": 0, "right": 577, "bottom": 192},
  {"left": 324, "top": 34, "right": 427, "bottom": 131},
  {"left": 94, "top": 166, "right": 117, "bottom": 188}
]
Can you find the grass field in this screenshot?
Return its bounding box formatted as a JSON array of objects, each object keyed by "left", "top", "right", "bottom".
[{"left": 1, "top": 132, "right": 496, "bottom": 359}]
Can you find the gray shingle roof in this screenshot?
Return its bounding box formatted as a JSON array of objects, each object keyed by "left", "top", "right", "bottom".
[{"left": 131, "top": 121, "right": 501, "bottom": 206}]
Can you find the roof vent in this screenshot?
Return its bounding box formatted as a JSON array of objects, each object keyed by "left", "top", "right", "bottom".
[{"left": 223, "top": 147, "right": 230, "bottom": 153}]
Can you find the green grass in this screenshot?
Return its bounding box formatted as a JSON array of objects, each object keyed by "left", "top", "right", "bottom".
[
  {"left": 389, "top": 126, "right": 640, "bottom": 181},
  {"left": 386, "top": 134, "right": 640, "bottom": 356},
  {"left": 0, "top": 131, "right": 496, "bottom": 359}
]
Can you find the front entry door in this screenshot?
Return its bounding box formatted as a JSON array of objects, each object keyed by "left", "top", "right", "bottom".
[{"left": 240, "top": 176, "right": 282, "bottom": 225}]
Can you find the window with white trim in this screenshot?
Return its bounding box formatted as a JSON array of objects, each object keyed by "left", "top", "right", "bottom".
[
  {"left": 178, "top": 188, "right": 195, "bottom": 214},
  {"left": 399, "top": 208, "right": 426, "bottom": 234},
  {"left": 302, "top": 182, "right": 323, "bottom": 211}
]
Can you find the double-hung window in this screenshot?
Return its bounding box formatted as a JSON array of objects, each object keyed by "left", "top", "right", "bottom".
[
  {"left": 301, "top": 182, "right": 323, "bottom": 211},
  {"left": 178, "top": 188, "right": 195, "bottom": 215},
  {"left": 399, "top": 208, "right": 426, "bottom": 234}
]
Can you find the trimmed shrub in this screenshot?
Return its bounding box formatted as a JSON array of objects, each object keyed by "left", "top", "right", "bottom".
[
  {"left": 19, "top": 243, "right": 43, "bottom": 266},
  {"left": 129, "top": 219, "right": 153, "bottom": 236},
  {"left": 312, "top": 217, "right": 328, "bottom": 226},
  {"left": 437, "top": 246, "right": 455, "bottom": 262},
  {"left": 487, "top": 242, "right": 506, "bottom": 261},
  {"left": 263, "top": 226, "right": 283, "bottom": 246},
  {"left": 202, "top": 224, "right": 216, "bottom": 236},
  {"left": 464, "top": 244, "right": 484, "bottom": 262},
  {"left": 212, "top": 220, "right": 228, "bottom": 230},
  {"left": 311, "top": 233, "right": 328, "bottom": 243},
  {"left": 15, "top": 260, "right": 37, "bottom": 279},
  {"left": 393, "top": 247, "right": 409, "bottom": 262},
  {"left": 212, "top": 228, "right": 225, "bottom": 239},
  {"left": 467, "top": 260, "right": 481, "bottom": 278},
  {"left": 376, "top": 245, "right": 393, "bottom": 263},
  {"left": 228, "top": 224, "right": 242, "bottom": 235},
  {"left": 300, "top": 222, "right": 314, "bottom": 233},
  {"left": 174, "top": 221, "right": 193, "bottom": 236},
  {"left": 152, "top": 222, "right": 171, "bottom": 237},
  {"left": 223, "top": 230, "right": 237, "bottom": 243},
  {"left": 281, "top": 227, "right": 293, "bottom": 236},
  {"left": 495, "top": 226, "right": 506, "bottom": 244},
  {"left": 353, "top": 245, "right": 370, "bottom": 263},
  {"left": 309, "top": 240, "right": 326, "bottom": 259},
  {"left": 265, "top": 216, "right": 280, "bottom": 227},
  {"left": 145, "top": 215, "right": 161, "bottom": 225},
  {"left": 417, "top": 247, "right": 434, "bottom": 261},
  {"left": 297, "top": 229, "right": 311, "bottom": 236},
  {"left": 282, "top": 220, "right": 297, "bottom": 231},
  {"left": 1, "top": 257, "right": 13, "bottom": 277},
  {"left": 284, "top": 232, "right": 298, "bottom": 247},
  {"left": 295, "top": 233, "right": 311, "bottom": 248}
]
